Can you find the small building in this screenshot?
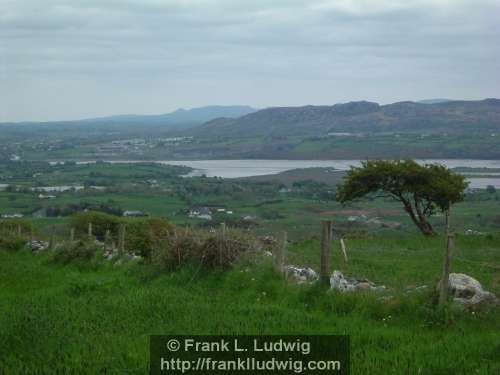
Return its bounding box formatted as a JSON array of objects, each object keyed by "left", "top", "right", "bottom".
[
  {"left": 123, "top": 210, "right": 147, "bottom": 217},
  {"left": 1, "top": 213, "right": 24, "bottom": 218},
  {"left": 188, "top": 207, "right": 212, "bottom": 220}
]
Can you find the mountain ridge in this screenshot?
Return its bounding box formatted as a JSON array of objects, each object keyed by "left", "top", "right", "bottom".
[
  {"left": 0, "top": 105, "right": 258, "bottom": 129},
  {"left": 190, "top": 99, "right": 500, "bottom": 138}
]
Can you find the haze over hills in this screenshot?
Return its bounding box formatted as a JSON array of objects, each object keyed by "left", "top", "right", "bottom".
[
  {"left": 417, "top": 99, "right": 453, "bottom": 105},
  {"left": 191, "top": 99, "right": 500, "bottom": 138},
  {"left": 0, "top": 105, "right": 257, "bottom": 130}
]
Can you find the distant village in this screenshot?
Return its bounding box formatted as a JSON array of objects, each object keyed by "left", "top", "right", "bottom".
[{"left": 94, "top": 137, "right": 194, "bottom": 157}]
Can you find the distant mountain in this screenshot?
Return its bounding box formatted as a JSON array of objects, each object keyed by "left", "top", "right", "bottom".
[
  {"left": 191, "top": 99, "right": 500, "bottom": 138},
  {"left": 417, "top": 99, "right": 452, "bottom": 104},
  {"left": 161, "top": 106, "right": 257, "bottom": 124},
  {"left": 1, "top": 106, "right": 258, "bottom": 130}
]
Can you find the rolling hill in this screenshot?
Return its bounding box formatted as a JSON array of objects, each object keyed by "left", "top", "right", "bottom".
[
  {"left": 191, "top": 99, "right": 500, "bottom": 138},
  {"left": 0, "top": 105, "right": 258, "bottom": 131}
]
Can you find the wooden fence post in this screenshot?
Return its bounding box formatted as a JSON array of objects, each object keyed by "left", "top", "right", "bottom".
[
  {"left": 88, "top": 222, "right": 93, "bottom": 239},
  {"left": 439, "top": 233, "right": 455, "bottom": 305},
  {"left": 320, "top": 220, "right": 333, "bottom": 286},
  {"left": 105, "top": 229, "right": 111, "bottom": 248},
  {"left": 70, "top": 228, "right": 75, "bottom": 242},
  {"left": 49, "top": 225, "right": 55, "bottom": 250},
  {"left": 274, "top": 231, "right": 287, "bottom": 275},
  {"left": 439, "top": 205, "right": 454, "bottom": 306},
  {"left": 17, "top": 224, "right": 21, "bottom": 236},
  {"left": 219, "top": 223, "right": 226, "bottom": 267},
  {"left": 118, "top": 224, "right": 126, "bottom": 255},
  {"left": 340, "top": 238, "right": 348, "bottom": 262}
]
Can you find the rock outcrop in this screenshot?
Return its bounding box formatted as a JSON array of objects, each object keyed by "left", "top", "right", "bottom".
[
  {"left": 284, "top": 265, "right": 318, "bottom": 284},
  {"left": 28, "top": 240, "right": 49, "bottom": 252},
  {"left": 330, "top": 270, "right": 386, "bottom": 292},
  {"left": 438, "top": 273, "right": 498, "bottom": 306}
]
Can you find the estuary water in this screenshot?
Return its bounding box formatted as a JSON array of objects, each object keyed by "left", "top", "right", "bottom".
[{"left": 68, "top": 159, "right": 500, "bottom": 188}]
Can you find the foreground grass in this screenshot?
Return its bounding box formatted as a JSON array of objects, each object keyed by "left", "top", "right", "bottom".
[{"left": 0, "top": 236, "right": 499, "bottom": 374}]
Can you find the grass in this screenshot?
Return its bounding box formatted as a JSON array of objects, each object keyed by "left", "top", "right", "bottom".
[{"left": 0, "top": 234, "right": 499, "bottom": 374}]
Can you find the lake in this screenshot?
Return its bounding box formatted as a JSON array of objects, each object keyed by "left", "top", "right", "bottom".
[
  {"left": 71, "top": 159, "right": 500, "bottom": 188},
  {"left": 148, "top": 159, "right": 500, "bottom": 188}
]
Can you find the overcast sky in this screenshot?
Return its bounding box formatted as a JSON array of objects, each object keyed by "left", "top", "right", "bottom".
[{"left": 1, "top": 0, "right": 499, "bottom": 122}]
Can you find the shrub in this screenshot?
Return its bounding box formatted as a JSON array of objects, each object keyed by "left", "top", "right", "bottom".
[
  {"left": 70, "top": 211, "right": 121, "bottom": 240},
  {"left": 151, "top": 228, "right": 261, "bottom": 270},
  {"left": 52, "top": 240, "right": 104, "bottom": 265},
  {"left": 125, "top": 218, "right": 175, "bottom": 258},
  {"left": 0, "top": 234, "right": 26, "bottom": 251},
  {"left": 0, "top": 219, "right": 33, "bottom": 235},
  {"left": 151, "top": 229, "right": 203, "bottom": 270}
]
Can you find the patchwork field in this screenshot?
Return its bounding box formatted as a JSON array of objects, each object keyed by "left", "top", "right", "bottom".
[{"left": 1, "top": 161, "right": 499, "bottom": 374}]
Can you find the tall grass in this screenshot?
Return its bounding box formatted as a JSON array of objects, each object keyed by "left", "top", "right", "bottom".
[{"left": 0, "top": 234, "right": 498, "bottom": 374}]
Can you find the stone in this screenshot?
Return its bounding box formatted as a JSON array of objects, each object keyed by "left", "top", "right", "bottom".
[
  {"left": 284, "top": 265, "right": 318, "bottom": 284},
  {"left": 438, "top": 273, "right": 498, "bottom": 306},
  {"left": 330, "top": 270, "right": 386, "bottom": 293},
  {"left": 28, "top": 240, "right": 49, "bottom": 252},
  {"left": 356, "top": 282, "right": 372, "bottom": 291}
]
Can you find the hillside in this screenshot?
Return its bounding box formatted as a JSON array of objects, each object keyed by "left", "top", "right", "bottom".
[
  {"left": 192, "top": 99, "right": 500, "bottom": 138},
  {"left": 0, "top": 105, "right": 257, "bottom": 131}
]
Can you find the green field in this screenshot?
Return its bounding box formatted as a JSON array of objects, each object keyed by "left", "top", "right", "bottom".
[
  {"left": 1, "top": 161, "right": 499, "bottom": 374},
  {"left": 1, "top": 161, "right": 500, "bottom": 239},
  {"left": 0, "top": 233, "right": 499, "bottom": 374}
]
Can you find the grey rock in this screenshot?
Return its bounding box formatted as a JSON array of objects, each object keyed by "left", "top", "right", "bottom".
[
  {"left": 330, "top": 270, "right": 386, "bottom": 292},
  {"left": 284, "top": 265, "right": 318, "bottom": 284},
  {"left": 438, "top": 273, "right": 498, "bottom": 306},
  {"left": 28, "top": 240, "right": 49, "bottom": 252}
]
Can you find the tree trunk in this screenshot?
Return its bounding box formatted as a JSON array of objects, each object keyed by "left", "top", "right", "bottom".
[
  {"left": 413, "top": 195, "right": 437, "bottom": 236},
  {"left": 401, "top": 197, "right": 437, "bottom": 236},
  {"left": 417, "top": 218, "right": 436, "bottom": 236}
]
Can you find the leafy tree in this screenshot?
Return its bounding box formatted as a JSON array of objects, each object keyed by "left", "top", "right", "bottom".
[
  {"left": 486, "top": 185, "right": 496, "bottom": 194},
  {"left": 336, "top": 160, "right": 468, "bottom": 236}
]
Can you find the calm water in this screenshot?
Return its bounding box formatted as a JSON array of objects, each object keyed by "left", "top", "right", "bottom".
[
  {"left": 72, "top": 159, "right": 500, "bottom": 188},
  {"left": 152, "top": 159, "right": 500, "bottom": 178}
]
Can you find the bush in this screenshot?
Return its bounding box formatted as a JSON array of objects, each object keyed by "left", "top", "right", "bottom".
[
  {"left": 0, "top": 219, "right": 33, "bottom": 235},
  {"left": 125, "top": 218, "right": 175, "bottom": 258},
  {"left": 151, "top": 229, "right": 203, "bottom": 270},
  {"left": 70, "top": 211, "right": 121, "bottom": 240},
  {"left": 52, "top": 240, "right": 104, "bottom": 265},
  {"left": 151, "top": 228, "right": 261, "bottom": 270},
  {"left": 0, "top": 234, "right": 26, "bottom": 251}
]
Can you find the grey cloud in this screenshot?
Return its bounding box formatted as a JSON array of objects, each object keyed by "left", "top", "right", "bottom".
[{"left": 1, "top": 0, "right": 499, "bottom": 121}]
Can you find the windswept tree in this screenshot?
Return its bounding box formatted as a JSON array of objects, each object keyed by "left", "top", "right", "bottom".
[{"left": 336, "top": 160, "right": 468, "bottom": 236}]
